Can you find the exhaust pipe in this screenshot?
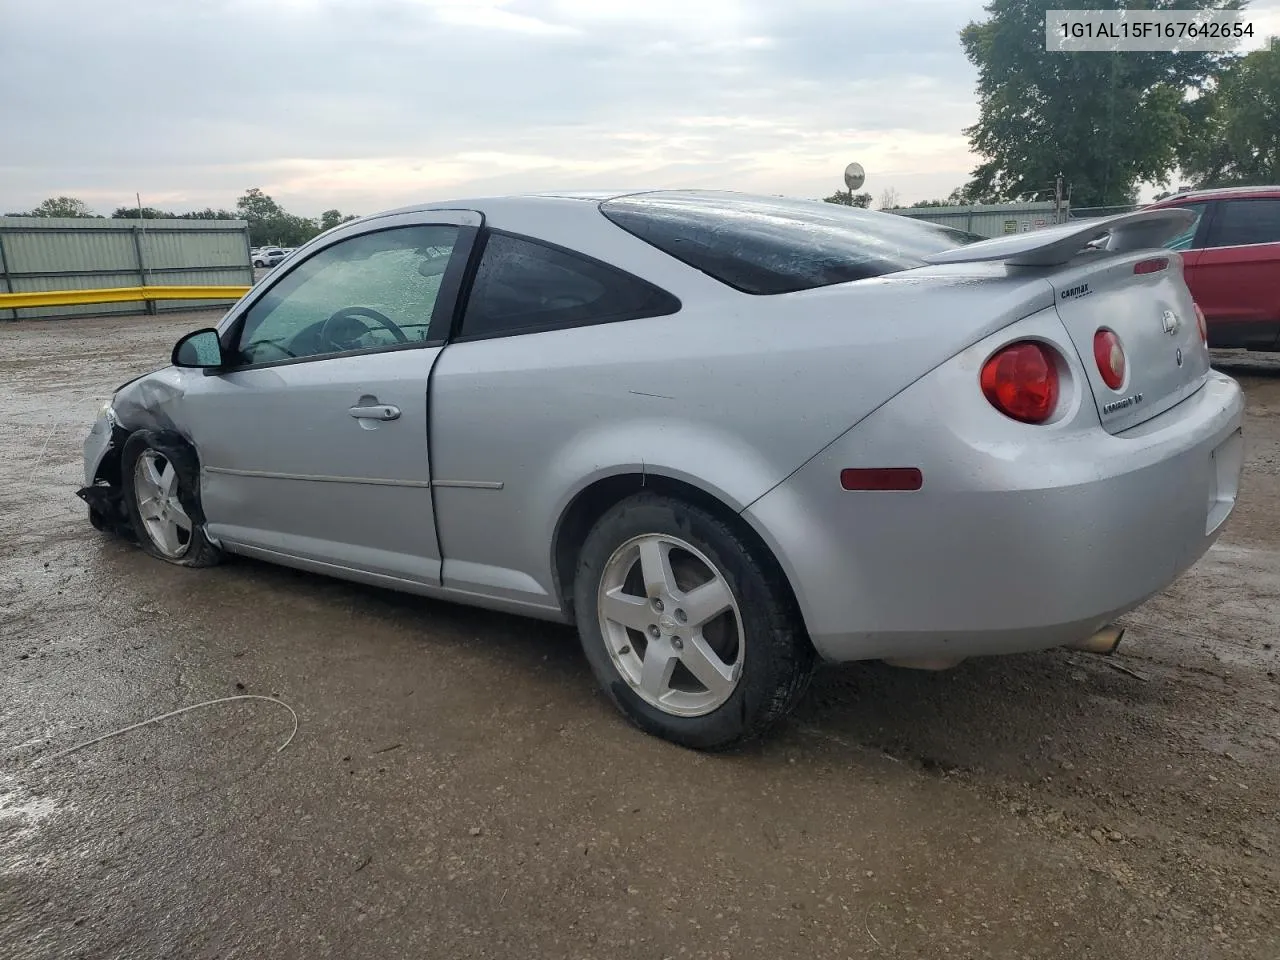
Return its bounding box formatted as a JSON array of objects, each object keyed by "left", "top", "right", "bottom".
[{"left": 1065, "top": 624, "right": 1125, "bottom": 655}]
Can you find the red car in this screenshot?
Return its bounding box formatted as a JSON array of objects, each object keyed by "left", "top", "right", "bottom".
[{"left": 1145, "top": 185, "right": 1280, "bottom": 350}]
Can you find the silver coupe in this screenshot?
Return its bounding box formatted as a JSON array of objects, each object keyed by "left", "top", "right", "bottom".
[{"left": 80, "top": 191, "right": 1246, "bottom": 749}]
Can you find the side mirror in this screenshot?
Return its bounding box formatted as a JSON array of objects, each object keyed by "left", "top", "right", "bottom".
[{"left": 172, "top": 328, "right": 225, "bottom": 368}]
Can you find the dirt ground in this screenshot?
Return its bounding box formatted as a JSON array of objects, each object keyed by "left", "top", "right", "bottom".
[{"left": 1, "top": 311, "right": 1277, "bottom": 960}]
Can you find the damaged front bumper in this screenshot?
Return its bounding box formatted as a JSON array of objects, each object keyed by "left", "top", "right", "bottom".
[
  {"left": 83, "top": 405, "right": 117, "bottom": 486},
  {"left": 77, "top": 406, "right": 132, "bottom": 535}
]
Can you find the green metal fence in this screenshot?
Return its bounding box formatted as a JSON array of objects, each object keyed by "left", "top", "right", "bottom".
[{"left": 0, "top": 217, "right": 254, "bottom": 321}]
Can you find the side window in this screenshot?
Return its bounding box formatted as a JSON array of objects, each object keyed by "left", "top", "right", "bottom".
[
  {"left": 458, "top": 232, "right": 679, "bottom": 340},
  {"left": 1205, "top": 199, "right": 1280, "bottom": 248},
  {"left": 234, "top": 225, "right": 459, "bottom": 365},
  {"left": 1162, "top": 203, "right": 1206, "bottom": 251}
]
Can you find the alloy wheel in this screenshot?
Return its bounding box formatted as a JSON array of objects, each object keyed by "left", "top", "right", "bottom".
[
  {"left": 597, "top": 533, "right": 744, "bottom": 717},
  {"left": 133, "top": 450, "right": 193, "bottom": 559}
]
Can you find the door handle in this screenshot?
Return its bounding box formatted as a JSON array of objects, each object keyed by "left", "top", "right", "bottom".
[{"left": 349, "top": 403, "right": 401, "bottom": 421}]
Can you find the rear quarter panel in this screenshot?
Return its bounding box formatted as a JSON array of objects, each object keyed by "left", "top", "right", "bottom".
[
  {"left": 743, "top": 308, "right": 1244, "bottom": 662},
  {"left": 426, "top": 256, "right": 1058, "bottom": 610}
]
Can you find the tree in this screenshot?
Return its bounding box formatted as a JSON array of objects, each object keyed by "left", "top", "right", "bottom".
[
  {"left": 235, "top": 187, "right": 284, "bottom": 223},
  {"left": 112, "top": 206, "right": 177, "bottom": 219},
  {"left": 64, "top": 186, "right": 354, "bottom": 241},
  {"left": 235, "top": 188, "right": 320, "bottom": 245},
  {"left": 320, "top": 208, "right": 359, "bottom": 231},
  {"left": 1181, "top": 42, "right": 1280, "bottom": 187},
  {"left": 878, "top": 187, "right": 901, "bottom": 210},
  {"left": 273, "top": 214, "right": 324, "bottom": 247},
  {"left": 959, "top": 0, "right": 1243, "bottom": 208},
  {"left": 821, "top": 191, "right": 872, "bottom": 207},
  {"left": 178, "top": 208, "right": 240, "bottom": 221},
  {"left": 11, "top": 196, "right": 97, "bottom": 217},
  {"left": 950, "top": 181, "right": 1007, "bottom": 205},
  {"left": 112, "top": 204, "right": 239, "bottom": 221}
]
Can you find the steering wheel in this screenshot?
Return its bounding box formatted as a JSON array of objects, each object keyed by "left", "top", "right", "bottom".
[
  {"left": 238, "top": 337, "right": 297, "bottom": 362},
  {"left": 318, "top": 306, "right": 408, "bottom": 351}
]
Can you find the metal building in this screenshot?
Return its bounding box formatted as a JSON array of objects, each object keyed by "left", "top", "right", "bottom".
[
  {"left": 885, "top": 201, "right": 1066, "bottom": 238},
  {"left": 0, "top": 217, "right": 252, "bottom": 321}
]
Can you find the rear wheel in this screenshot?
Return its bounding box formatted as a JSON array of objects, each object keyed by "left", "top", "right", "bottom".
[
  {"left": 573, "top": 493, "right": 815, "bottom": 750},
  {"left": 121, "top": 432, "right": 221, "bottom": 568}
]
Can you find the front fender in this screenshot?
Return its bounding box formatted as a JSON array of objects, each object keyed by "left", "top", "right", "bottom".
[{"left": 110, "top": 367, "right": 193, "bottom": 435}]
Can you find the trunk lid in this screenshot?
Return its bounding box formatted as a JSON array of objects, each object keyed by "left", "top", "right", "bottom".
[
  {"left": 921, "top": 207, "right": 1209, "bottom": 434},
  {"left": 1049, "top": 251, "right": 1209, "bottom": 434}
]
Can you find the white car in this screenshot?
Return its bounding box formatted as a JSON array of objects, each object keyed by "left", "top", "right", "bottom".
[{"left": 253, "top": 247, "right": 286, "bottom": 268}]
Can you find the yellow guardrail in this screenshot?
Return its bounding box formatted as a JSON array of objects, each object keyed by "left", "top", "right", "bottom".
[{"left": 0, "top": 285, "right": 252, "bottom": 310}]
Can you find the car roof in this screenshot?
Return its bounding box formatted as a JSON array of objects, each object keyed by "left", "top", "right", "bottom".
[
  {"left": 366, "top": 190, "right": 643, "bottom": 219},
  {"left": 1148, "top": 184, "right": 1280, "bottom": 205},
  {"left": 357, "top": 189, "right": 835, "bottom": 229}
]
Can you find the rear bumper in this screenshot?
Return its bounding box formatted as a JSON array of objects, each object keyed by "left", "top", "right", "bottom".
[{"left": 745, "top": 369, "right": 1245, "bottom": 663}]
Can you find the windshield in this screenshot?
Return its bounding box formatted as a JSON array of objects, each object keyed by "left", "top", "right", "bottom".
[{"left": 600, "top": 191, "right": 983, "bottom": 295}]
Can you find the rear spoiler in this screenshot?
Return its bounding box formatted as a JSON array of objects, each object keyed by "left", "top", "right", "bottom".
[{"left": 922, "top": 207, "right": 1195, "bottom": 268}]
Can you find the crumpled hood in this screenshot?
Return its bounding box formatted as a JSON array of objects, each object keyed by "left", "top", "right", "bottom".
[{"left": 111, "top": 367, "right": 189, "bottom": 435}]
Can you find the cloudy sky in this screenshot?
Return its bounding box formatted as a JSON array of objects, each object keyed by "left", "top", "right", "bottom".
[{"left": 1, "top": 0, "right": 1277, "bottom": 217}]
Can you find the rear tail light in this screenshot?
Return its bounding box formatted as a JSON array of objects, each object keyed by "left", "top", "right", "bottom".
[
  {"left": 1092, "top": 328, "right": 1126, "bottom": 390},
  {"left": 1133, "top": 257, "right": 1169, "bottom": 275},
  {"left": 1194, "top": 302, "right": 1208, "bottom": 344},
  {"left": 980, "top": 341, "right": 1060, "bottom": 424}
]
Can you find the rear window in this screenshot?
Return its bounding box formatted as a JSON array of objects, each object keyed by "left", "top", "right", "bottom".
[{"left": 600, "top": 192, "right": 983, "bottom": 295}]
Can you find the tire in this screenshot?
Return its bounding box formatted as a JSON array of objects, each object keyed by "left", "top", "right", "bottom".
[
  {"left": 253, "top": 260, "right": 265, "bottom": 268},
  {"left": 88, "top": 506, "right": 110, "bottom": 532},
  {"left": 573, "top": 493, "right": 816, "bottom": 750},
  {"left": 120, "top": 431, "right": 222, "bottom": 568}
]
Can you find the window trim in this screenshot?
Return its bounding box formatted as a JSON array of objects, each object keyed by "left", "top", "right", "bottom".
[
  {"left": 210, "top": 222, "right": 480, "bottom": 374},
  {"left": 448, "top": 228, "right": 682, "bottom": 344},
  {"left": 1200, "top": 197, "right": 1280, "bottom": 251}
]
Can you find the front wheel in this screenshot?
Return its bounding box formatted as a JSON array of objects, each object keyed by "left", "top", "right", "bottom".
[
  {"left": 121, "top": 431, "right": 222, "bottom": 568},
  {"left": 573, "top": 493, "right": 815, "bottom": 750}
]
